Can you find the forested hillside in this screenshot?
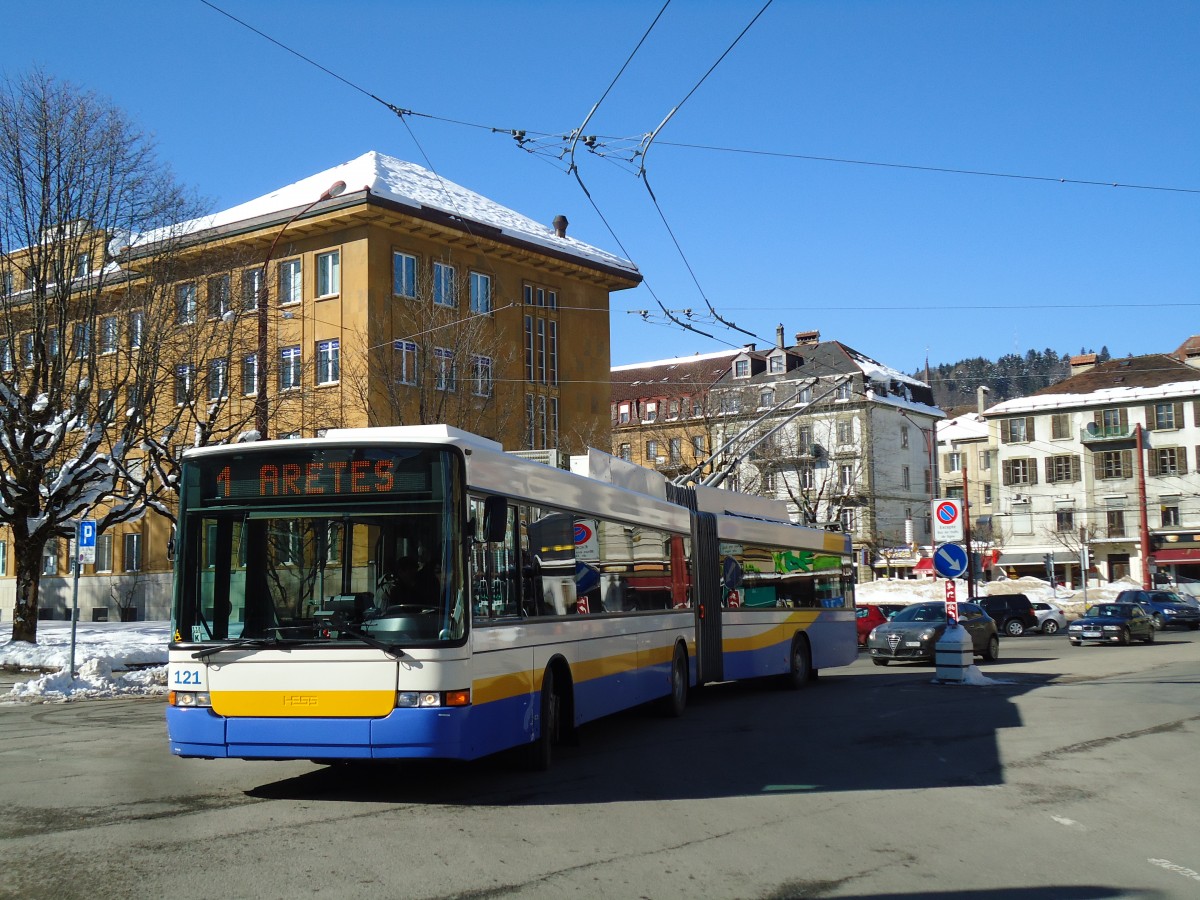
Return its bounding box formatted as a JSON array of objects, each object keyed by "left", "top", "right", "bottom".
[{"left": 917, "top": 347, "right": 1111, "bottom": 411}]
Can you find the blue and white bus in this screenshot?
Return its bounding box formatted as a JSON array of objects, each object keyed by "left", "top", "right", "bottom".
[{"left": 166, "top": 425, "right": 855, "bottom": 767}]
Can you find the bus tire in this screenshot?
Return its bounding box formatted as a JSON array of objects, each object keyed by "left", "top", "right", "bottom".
[
  {"left": 783, "top": 634, "right": 814, "bottom": 689},
  {"left": 658, "top": 644, "right": 688, "bottom": 718},
  {"left": 527, "top": 667, "right": 560, "bottom": 771}
]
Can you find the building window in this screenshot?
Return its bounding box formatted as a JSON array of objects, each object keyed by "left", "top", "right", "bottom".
[
  {"left": 1106, "top": 510, "right": 1126, "bottom": 539},
  {"left": 1056, "top": 509, "right": 1075, "bottom": 533},
  {"left": 536, "top": 319, "right": 546, "bottom": 384},
  {"left": 42, "top": 541, "right": 58, "bottom": 575},
  {"left": 1162, "top": 505, "right": 1180, "bottom": 527},
  {"left": 983, "top": 484, "right": 991, "bottom": 504},
  {"left": 242, "top": 268, "right": 263, "bottom": 310},
  {"left": 835, "top": 381, "right": 852, "bottom": 401},
  {"left": 74, "top": 253, "right": 90, "bottom": 278},
  {"left": 547, "top": 321, "right": 557, "bottom": 386},
  {"left": 128, "top": 312, "right": 144, "bottom": 349},
  {"left": 617, "top": 403, "right": 630, "bottom": 424},
  {"left": 95, "top": 534, "right": 113, "bottom": 573},
  {"left": 524, "top": 316, "right": 534, "bottom": 382},
  {"left": 433, "top": 262, "right": 456, "bottom": 307},
  {"left": 644, "top": 401, "right": 658, "bottom": 423},
  {"left": 175, "top": 364, "right": 195, "bottom": 405},
  {"left": 669, "top": 438, "right": 682, "bottom": 465},
  {"left": 72, "top": 321, "right": 91, "bottom": 359},
  {"left": 20, "top": 332, "right": 33, "bottom": 368},
  {"left": 646, "top": 440, "right": 658, "bottom": 462},
  {"left": 242, "top": 354, "right": 258, "bottom": 396},
  {"left": 471, "top": 355, "right": 493, "bottom": 396},
  {"left": 469, "top": 272, "right": 492, "bottom": 313},
  {"left": 839, "top": 464, "right": 853, "bottom": 490},
  {"left": 100, "top": 316, "right": 119, "bottom": 354},
  {"left": 978, "top": 449, "right": 991, "bottom": 470},
  {"left": 206, "top": 359, "right": 228, "bottom": 400},
  {"left": 279, "top": 346, "right": 302, "bottom": 390},
  {"left": 945, "top": 452, "right": 963, "bottom": 473},
  {"left": 760, "top": 389, "right": 775, "bottom": 408},
  {"left": 1098, "top": 408, "right": 1125, "bottom": 436},
  {"left": 434, "top": 347, "right": 455, "bottom": 391},
  {"left": 794, "top": 385, "right": 812, "bottom": 405},
  {"left": 394, "top": 341, "right": 418, "bottom": 385},
  {"left": 315, "top": 339, "right": 340, "bottom": 385},
  {"left": 1152, "top": 447, "right": 1185, "bottom": 476},
  {"left": 1051, "top": 413, "right": 1071, "bottom": 440},
  {"left": 762, "top": 468, "right": 776, "bottom": 491},
  {"left": 667, "top": 400, "right": 680, "bottom": 420},
  {"left": 1098, "top": 449, "right": 1132, "bottom": 480},
  {"left": 177, "top": 283, "right": 197, "bottom": 324},
  {"left": 946, "top": 485, "right": 963, "bottom": 500},
  {"left": 1153, "top": 402, "right": 1180, "bottom": 431},
  {"left": 0, "top": 539, "right": 6, "bottom": 576},
  {"left": 208, "top": 274, "right": 231, "bottom": 318},
  {"left": 279, "top": 259, "right": 302, "bottom": 305},
  {"left": 769, "top": 355, "right": 785, "bottom": 374},
  {"left": 692, "top": 435, "right": 706, "bottom": 457},
  {"left": 1047, "top": 454, "right": 1080, "bottom": 483},
  {"left": 537, "top": 396, "right": 547, "bottom": 449},
  {"left": 900, "top": 426, "right": 909, "bottom": 449},
  {"left": 734, "top": 359, "right": 750, "bottom": 378},
  {"left": 525, "top": 394, "right": 535, "bottom": 448},
  {"left": 800, "top": 466, "right": 814, "bottom": 490},
  {"left": 123, "top": 533, "right": 142, "bottom": 572},
  {"left": 1002, "top": 458, "right": 1035, "bottom": 485},
  {"left": 549, "top": 398, "right": 559, "bottom": 447},
  {"left": 0, "top": 339, "right": 10, "bottom": 372},
  {"left": 619, "top": 443, "right": 631, "bottom": 461},
  {"left": 692, "top": 397, "right": 703, "bottom": 417},
  {"left": 840, "top": 509, "right": 855, "bottom": 532},
  {"left": 902, "top": 465, "right": 910, "bottom": 490},
  {"left": 393, "top": 252, "right": 416, "bottom": 298},
  {"left": 316, "top": 250, "right": 340, "bottom": 298},
  {"left": 797, "top": 426, "right": 812, "bottom": 453}
]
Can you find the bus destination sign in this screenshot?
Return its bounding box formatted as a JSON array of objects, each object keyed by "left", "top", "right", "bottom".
[{"left": 195, "top": 449, "right": 432, "bottom": 504}]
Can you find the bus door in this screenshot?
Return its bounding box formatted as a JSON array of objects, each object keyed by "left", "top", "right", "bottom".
[{"left": 692, "top": 511, "right": 724, "bottom": 683}]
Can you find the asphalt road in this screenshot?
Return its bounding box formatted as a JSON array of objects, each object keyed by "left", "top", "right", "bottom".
[{"left": 2, "top": 629, "right": 1199, "bottom": 900}]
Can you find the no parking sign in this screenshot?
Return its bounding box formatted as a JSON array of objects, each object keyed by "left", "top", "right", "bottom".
[{"left": 931, "top": 499, "right": 963, "bottom": 543}]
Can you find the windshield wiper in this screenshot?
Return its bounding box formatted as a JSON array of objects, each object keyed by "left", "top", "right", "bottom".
[
  {"left": 329, "top": 616, "right": 406, "bottom": 659},
  {"left": 191, "top": 636, "right": 280, "bottom": 660}
]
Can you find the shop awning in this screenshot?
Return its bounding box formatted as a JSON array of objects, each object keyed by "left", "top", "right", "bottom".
[
  {"left": 1152, "top": 548, "right": 1200, "bottom": 564},
  {"left": 914, "top": 557, "right": 933, "bottom": 571}
]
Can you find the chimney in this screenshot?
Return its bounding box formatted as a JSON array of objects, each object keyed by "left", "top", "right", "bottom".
[
  {"left": 1069, "top": 353, "right": 1097, "bottom": 376},
  {"left": 794, "top": 330, "right": 820, "bottom": 345},
  {"left": 977, "top": 386, "right": 991, "bottom": 414},
  {"left": 776, "top": 324, "right": 785, "bottom": 348},
  {"left": 552, "top": 215, "right": 568, "bottom": 238}
]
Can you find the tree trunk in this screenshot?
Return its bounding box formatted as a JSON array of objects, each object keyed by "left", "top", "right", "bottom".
[{"left": 10, "top": 540, "right": 46, "bottom": 644}]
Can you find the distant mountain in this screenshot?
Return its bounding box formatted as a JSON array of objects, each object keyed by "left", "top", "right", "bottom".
[{"left": 916, "top": 347, "right": 1111, "bottom": 411}]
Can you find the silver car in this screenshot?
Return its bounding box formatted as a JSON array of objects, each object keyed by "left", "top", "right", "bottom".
[{"left": 1031, "top": 601, "right": 1067, "bottom": 634}]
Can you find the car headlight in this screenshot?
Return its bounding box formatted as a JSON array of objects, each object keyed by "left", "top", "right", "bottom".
[
  {"left": 868, "top": 628, "right": 878, "bottom": 640},
  {"left": 1068, "top": 623, "right": 1082, "bottom": 630},
  {"left": 1102, "top": 625, "right": 1121, "bottom": 631},
  {"left": 1163, "top": 608, "right": 1178, "bottom": 615},
  {"left": 920, "top": 629, "right": 935, "bottom": 640},
  {"left": 169, "top": 691, "right": 211, "bottom": 708}
]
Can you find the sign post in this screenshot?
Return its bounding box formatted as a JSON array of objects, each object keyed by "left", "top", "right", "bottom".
[
  {"left": 944, "top": 578, "right": 958, "bottom": 624},
  {"left": 67, "top": 520, "right": 96, "bottom": 680}
]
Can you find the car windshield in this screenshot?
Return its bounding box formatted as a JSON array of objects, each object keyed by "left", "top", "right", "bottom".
[
  {"left": 890, "top": 603, "right": 945, "bottom": 623},
  {"left": 1089, "top": 604, "right": 1132, "bottom": 618}
]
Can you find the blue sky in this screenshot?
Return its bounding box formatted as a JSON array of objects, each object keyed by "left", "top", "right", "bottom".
[{"left": 3, "top": 1, "right": 1197, "bottom": 374}]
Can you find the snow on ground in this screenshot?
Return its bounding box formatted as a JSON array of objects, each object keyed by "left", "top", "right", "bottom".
[
  {"left": 0, "top": 621, "right": 168, "bottom": 703},
  {"left": 0, "top": 576, "right": 1143, "bottom": 702}
]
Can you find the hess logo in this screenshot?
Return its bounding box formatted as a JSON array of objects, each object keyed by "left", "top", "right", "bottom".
[{"left": 281, "top": 695, "right": 318, "bottom": 707}]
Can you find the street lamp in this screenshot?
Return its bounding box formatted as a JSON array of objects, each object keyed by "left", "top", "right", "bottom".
[{"left": 254, "top": 179, "right": 346, "bottom": 439}]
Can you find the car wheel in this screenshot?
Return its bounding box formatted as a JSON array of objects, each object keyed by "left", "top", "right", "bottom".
[
  {"left": 1143, "top": 627, "right": 1155, "bottom": 644},
  {"left": 1118, "top": 628, "right": 1130, "bottom": 646},
  {"left": 1042, "top": 620, "right": 1060, "bottom": 635},
  {"left": 981, "top": 634, "right": 999, "bottom": 662},
  {"left": 1188, "top": 622, "right": 1200, "bottom": 631},
  {"left": 1153, "top": 613, "right": 1164, "bottom": 630},
  {"left": 1005, "top": 619, "right": 1025, "bottom": 637},
  {"left": 872, "top": 658, "right": 889, "bottom": 667},
  {"left": 1069, "top": 639, "right": 1082, "bottom": 646},
  {"left": 782, "top": 635, "right": 814, "bottom": 690}
]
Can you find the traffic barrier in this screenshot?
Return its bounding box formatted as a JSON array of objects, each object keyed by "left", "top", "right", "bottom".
[{"left": 934, "top": 623, "right": 973, "bottom": 683}]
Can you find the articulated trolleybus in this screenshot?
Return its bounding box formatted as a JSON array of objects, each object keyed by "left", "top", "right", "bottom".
[{"left": 166, "top": 425, "right": 855, "bottom": 767}]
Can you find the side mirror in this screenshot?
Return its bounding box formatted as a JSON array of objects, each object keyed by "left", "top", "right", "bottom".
[{"left": 483, "top": 496, "right": 508, "bottom": 544}]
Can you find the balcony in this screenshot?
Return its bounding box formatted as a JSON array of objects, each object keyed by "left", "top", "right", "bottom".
[{"left": 1080, "top": 423, "right": 1135, "bottom": 445}]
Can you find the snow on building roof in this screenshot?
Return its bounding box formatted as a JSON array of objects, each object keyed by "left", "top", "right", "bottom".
[
  {"left": 611, "top": 348, "right": 743, "bottom": 373},
  {"left": 986, "top": 354, "right": 1200, "bottom": 415},
  {"left": 158, "top": 151, "right": 639, "bottom": 276}
]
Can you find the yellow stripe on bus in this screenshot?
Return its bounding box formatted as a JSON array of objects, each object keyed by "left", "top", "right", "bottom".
[
  {"left": 211, "top": 690, "right": 396, "bottom": 718},
  {"left": 722, "top": 612, "right": 821, "bottom": 654}
]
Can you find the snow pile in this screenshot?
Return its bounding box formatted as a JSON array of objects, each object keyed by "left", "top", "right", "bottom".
[{"left": 1, "top": 621, "right": 168, "bottom": 703}]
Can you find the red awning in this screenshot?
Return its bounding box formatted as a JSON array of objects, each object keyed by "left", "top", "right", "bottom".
[
  {"left": 914, "top": 557, "right": 933, "bottom": 571},
  {"left": 1153, "top": 548, "right": 1200, "bottom": 564}
]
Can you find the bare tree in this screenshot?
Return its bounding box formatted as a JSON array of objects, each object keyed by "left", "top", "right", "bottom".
[{"left": 0, "top": 71, "right": 201, "bottom": 642}]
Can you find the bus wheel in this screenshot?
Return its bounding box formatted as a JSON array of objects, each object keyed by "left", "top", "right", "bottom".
[
  {"left": 527, "top": 668, "right": 560, "bottom": 771},
  {"left": 658, "top": 645, "right": 688, "bottom": 718},
  {"left": 783, "top": 635, "right": 814, "bottom": 689}
]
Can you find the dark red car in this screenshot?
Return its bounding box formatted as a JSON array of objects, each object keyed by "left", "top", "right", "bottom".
[{"left": 856, "top": 603, "right": 906, "bottom": 646}]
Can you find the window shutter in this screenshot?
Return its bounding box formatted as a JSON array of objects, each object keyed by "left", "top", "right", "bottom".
[
  {"left": 1119, "top": 408, "right": 1128, "bottom": 431},
  {"left": 1121, "top": 449, "right": 1133, "bottom": 479},
  {"left": 1070, "top": 455, "right": 1081, "bottom": 482},
  {"left": 1194, "top": 401, "right": 1200, "bottom": 427},
  {"left": 1025, "top": 417, "right": 1036, "bottom": 441},
  {"left": 1000, "top": 420, "right": 1011, "bottom": 443},
  {"left": 1148, "top": 449, "right": 1159, "bottom": 476},
  {"left": 1028, "top": 458, "right": 1038, "bottom": 485},
  {"left": 1180, "top": 447, "right": 1188, "bottom": 475},
  {"left": 1001, "top": 460, "right": 1012, "bottom": 486},
  {"left": 1145, "top": 403, "right": 1156, "bottom": 429},
  {"left": 1174, "top": 402, "right": 1184, "bottom": 429},
  {"left": 1044, "top": 457, "right": 1054, "bottom": 483}
]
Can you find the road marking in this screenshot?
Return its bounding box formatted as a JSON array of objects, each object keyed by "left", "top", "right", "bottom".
[
  {"left": 1148, "top": 859, "right": 1200, "bottom": 882},
  {"left": 1051, "top": 815, "right": 1085, "bottom": 829}
]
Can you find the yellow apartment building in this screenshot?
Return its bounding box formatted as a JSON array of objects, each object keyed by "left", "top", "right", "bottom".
[{"left": 0, "top": 150, "right": 640, "bottom": 623}]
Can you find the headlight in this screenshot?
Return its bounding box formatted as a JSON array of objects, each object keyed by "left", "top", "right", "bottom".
[
  {"left": 920, "top": 629, "right": 935, "bottom": 640},
  {"left": 1068, "top": 624, "right": 1082, "bottom": 630},
  {"left": 1102, "top": 625, "right": 1121, "bottom": 631},
  {"left": 868, "top": 628, "right": 878, "bottom": 640},
  {"left": 396, "top": 690, "right": 471, "bottom": 708},
  {"left": 169, "top": 691, "right": 211, "bottom": 708},
  {"left": 1163, "top": 608, "right": 1178, "bottom": 615}
]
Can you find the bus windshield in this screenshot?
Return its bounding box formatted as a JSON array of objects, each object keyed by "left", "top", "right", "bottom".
[{"left": 173, "top": 446, "right": 465, "bottom": 647}]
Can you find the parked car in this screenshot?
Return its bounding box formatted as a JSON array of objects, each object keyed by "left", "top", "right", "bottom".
[
  {"left": 972, "top": 594, "right": 1039, "bottom": 636},
  {"left": 866, "top": 601, "right": 999, "bottom": 666},
  {"left": 1114, "top": 589, "right": 1200, "bottom": 631},
  {"left": 1068, "top": 603, "right": 1155, "bottom": 645},
  {"left": 1031, "top": 601, "right": 1068, "bottom": 634},
  {"left": 855, "top": 604, "right": 910, "bottom": 646}
]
